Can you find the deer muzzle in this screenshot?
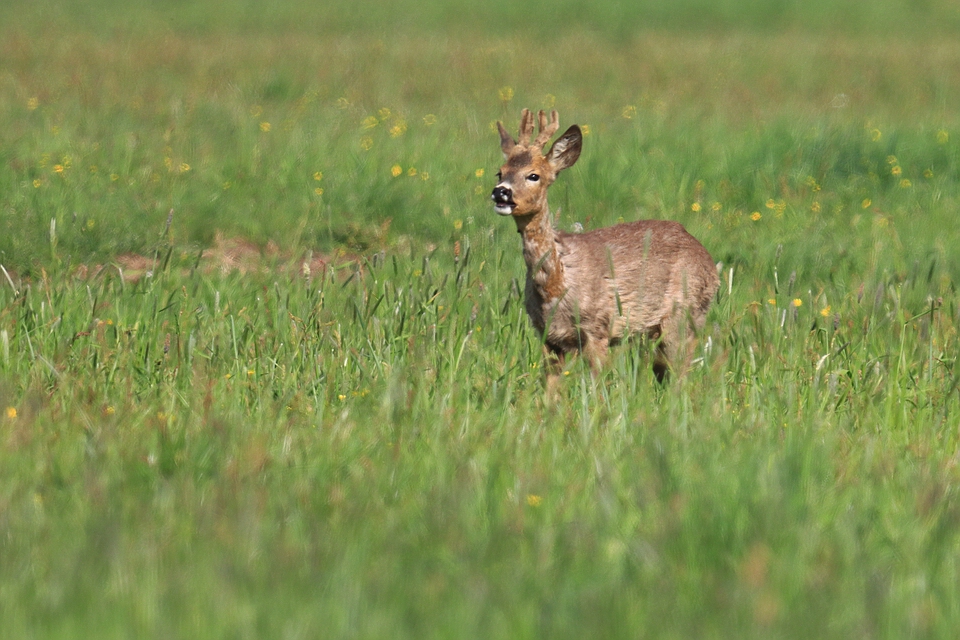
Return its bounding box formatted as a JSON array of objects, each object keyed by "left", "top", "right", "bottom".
[{"left": 491, "top": 185, "right": 515, "bottom": 215}]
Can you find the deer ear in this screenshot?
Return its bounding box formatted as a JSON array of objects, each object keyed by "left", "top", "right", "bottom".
[
  {"left": 497, "top": 122, "right": 516, "bottom": 156},
  {"left": 547, "top": 125, "right": 582, "bottom": 172}
]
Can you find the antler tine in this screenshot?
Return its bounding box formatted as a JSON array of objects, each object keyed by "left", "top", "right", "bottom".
[
  {"left": 517, "top": 108, "right": 535, "bottom": 146},
  {"left": 532, "top": 110, "right": 560, "bottom": 151}
]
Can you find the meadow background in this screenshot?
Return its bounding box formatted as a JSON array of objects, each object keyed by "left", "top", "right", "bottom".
[{"left": 3, "top": 0, "right": 960, "bottom": 637}]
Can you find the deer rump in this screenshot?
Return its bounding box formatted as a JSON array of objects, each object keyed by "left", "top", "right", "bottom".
[{"left": 525, "top": 219, "right": 716, "bottom": 356}]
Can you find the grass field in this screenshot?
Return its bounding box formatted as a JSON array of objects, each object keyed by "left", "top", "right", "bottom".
[{"left": 3, "top": 0, "right": 960, "bottom": 637}]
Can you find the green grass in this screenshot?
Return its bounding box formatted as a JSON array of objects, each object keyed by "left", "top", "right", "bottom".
[{"left": 2, "top": 1, "right": 960, "bottom": 637}]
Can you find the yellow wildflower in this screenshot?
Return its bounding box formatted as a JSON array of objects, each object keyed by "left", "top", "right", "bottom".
[
  {"left": 27, "top": 97, "right": 39, "bottom": 110},
  {"left": 820, "top": 306, "right": 832, "bottom": 317},
  {"left": 391, "top": 165, "right": 402, "bottom": 177},
  {"left": 891, "top": 165, "right": 901, "bottom": 176},
  {"left": 768, "top": 298, "right": 777, "bottom": 306},
  {"left": 870, "top": 128, "right": 882, "bottom": 141},
  {"left": 314, "top": 187, "right": 324, "bottom": 195},
  {"left": 622, "top": 105, "right": 637, "bottom": 119},
  {"left": 811, "top": 201, "right": 821, "bottom": 213},
  {"left": 861, "top": 198, "right": 872, "bottom": 209},
  {"left": 792, "top": 298, "right": 803, "bottom": 307},
  {"left": 360, "top": 136, "right": 374, "bottom": 151},
  {"left": 423, "top": 114, "right": 437, "bottom": 125},
  {"left": 5, "top": 407, "right": 16, "bottom": 419},
  {"left": 750, "top": 212, "right": 761, "bottom": 221},
  {"left": 691, "top": 202, "right": 701, "bottom": 212},
  {"left": 313, "top": 171, "right": 323, "bottom": 181},
  {"left": 361, "top": 116, "right": 378, "bottom": 129},
  {"left": 899, "top": 179, "right": 911, "bottom": 188},
  {"left": 498, "top": 86, "right": 514, "bottom": 102},
  {"left": 527, "top": 494, "right": 543, "bottom": 507},
  {"left": 475, "top": 168, "right": 485, "bottom": 178},
  {"left": 259, "top": 122, "right": 271, "bottom": 132},
  {"left": 407, "top": 167, "right": 417, "bottom": 177}
]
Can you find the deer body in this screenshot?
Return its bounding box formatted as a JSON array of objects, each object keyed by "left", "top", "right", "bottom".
[{"left": 493, "top": 109, "right": 719, "bottom": 383}]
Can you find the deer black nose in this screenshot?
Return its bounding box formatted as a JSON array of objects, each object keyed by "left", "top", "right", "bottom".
[{"left": 492, "top": 186, "right": 513, "bottom": 203}]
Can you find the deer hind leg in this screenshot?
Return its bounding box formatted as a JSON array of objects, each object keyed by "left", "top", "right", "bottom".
[
  {"left": 656, "top": 308, "right": 704, "bottom": 381},
  {"left": 652, "top": 340, "right": 671, "bottom": 383}
]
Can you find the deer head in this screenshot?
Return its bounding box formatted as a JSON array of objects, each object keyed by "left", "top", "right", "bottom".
[{"left": 492, "top": 109, "right": 582, "bottom": 218}]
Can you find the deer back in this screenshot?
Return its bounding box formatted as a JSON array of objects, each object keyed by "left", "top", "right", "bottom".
[{"left": 529, "top": 219, "right": 718, "bottom": 350}]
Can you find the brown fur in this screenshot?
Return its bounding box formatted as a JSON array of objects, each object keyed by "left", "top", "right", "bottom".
[{"left": 492, "top": 109, "right": 719, "bottom": 385}]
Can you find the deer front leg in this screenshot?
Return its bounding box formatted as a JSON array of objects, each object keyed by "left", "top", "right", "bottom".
[
  {"left": 582, "top": 335, "right": 609, "bottom": 374},
  {"left": 543, "top": 344, "right": 566, "bottom": 399}
]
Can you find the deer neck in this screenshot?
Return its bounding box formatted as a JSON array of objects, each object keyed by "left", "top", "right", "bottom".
[{"left": 515, "top": 206, "right": 565, "bottom": 301}]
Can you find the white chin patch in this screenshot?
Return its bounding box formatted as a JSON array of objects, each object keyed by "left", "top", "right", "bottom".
[{"left": 494, "top": 204, "right": 515, "bottom": 216}]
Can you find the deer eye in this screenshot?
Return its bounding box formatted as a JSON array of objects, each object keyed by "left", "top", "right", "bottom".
[{"left": 526, "top": 173, "right": 540, "bottom": 182}]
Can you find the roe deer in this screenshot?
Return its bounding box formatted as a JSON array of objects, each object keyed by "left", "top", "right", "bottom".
[{"left": 492, "top": 108, "right": 719, "bottom": 387}]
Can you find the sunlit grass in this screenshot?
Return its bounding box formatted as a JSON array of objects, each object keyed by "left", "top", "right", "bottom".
[{"left": 2, "top": 1, "right": 960, "bottom": 638}]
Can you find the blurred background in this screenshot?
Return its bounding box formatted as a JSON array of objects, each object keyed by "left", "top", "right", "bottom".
[{"left": 3, "top": 0, "right": 960, "bottom": 280}]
